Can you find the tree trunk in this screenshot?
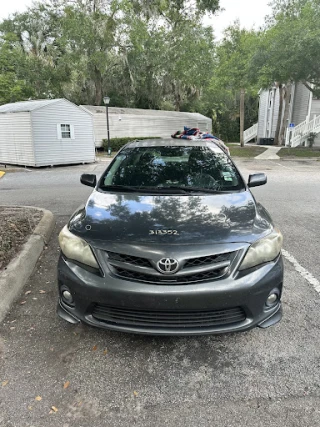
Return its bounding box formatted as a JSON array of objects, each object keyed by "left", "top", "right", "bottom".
[
  {"left": 239, "top": 88, "right": 245, "bottom": 147},
  {"left": 274, "top": 83, "right": 283, "bottom": 146},
  {"left": 279, "top": 83, "right": 292, "bottom": 146},
  {"left": 173, "top": 82, "right": 181, "bottom": 111},
  {"left": 174, "top": 94, "right": 181, "bottom": 111},
  {"left": 94, "top": 66, "right": 102, "bottom": 105}
]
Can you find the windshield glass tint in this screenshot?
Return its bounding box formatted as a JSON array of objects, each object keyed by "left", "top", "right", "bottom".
[{"left": 100, "top": 146, "right": 244, "bottom": 192}]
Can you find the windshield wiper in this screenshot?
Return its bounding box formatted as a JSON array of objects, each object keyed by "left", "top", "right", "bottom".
[
  {"left": 100, "top": 185, "right": 182, "bottom": 193},
  {"left": 154, "top": 185, "right": 189, "bottom": 193},
  {"left": 100, "top": 185, "right": 230, "bottom": 194},
  {"left": 100, "top": 185, "right": 149, "bottom": 192},
  {"left": 159, "top": 185, "right": 226, "bottom": 194}
]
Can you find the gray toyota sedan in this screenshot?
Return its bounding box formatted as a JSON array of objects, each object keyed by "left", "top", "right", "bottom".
[{"left": 57, "top": 139, "right": 283, "bottom": 335}]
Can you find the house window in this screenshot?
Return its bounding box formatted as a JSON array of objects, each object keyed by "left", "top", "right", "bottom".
[{"left": 61, "top": 124, "right": 71, "bottom": 138}]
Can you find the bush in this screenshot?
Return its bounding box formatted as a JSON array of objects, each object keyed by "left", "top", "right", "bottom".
[
  {"left": 102, "top": 137, "right": 161, "bottom": 152},
  {"left": 307, "top": 132, "right": 317, "bottom": 148}
]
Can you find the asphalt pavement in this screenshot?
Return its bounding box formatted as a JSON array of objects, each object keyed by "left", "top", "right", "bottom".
[{"left": 1, "top": 158, "right": 320, "bottom": 426}]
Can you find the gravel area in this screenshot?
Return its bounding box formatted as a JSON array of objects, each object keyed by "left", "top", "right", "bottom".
[{"left": 0, "top": 207, "right": 43, "bottom": 271}]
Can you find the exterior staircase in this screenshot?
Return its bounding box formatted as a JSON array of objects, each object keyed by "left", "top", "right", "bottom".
[
  {"left": 244, "top": 123, "right": 258, "bottom": 144},
  {"left": 288, "top": 114, "right": 320, "bottom": 147}
]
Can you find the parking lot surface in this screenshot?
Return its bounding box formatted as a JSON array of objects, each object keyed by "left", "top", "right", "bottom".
[{"left": 1, "top": 159, "right": 320, "bottom": 426}]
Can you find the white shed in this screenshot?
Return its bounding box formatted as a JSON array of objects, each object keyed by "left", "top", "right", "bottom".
[
  {"left": 0, "top": 99, "right": 95, "bottom": 167},
  {"left": 80, "top": 106, "right": 212, "bottom": 148}
]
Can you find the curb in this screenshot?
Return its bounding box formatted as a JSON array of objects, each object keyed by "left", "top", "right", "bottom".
[
  {"left": 0, "top": 171, "right": 5, "bottom": 178},
  {"left": 278, "top": 157, "right": 320, "bottom": 161},
  {"left": 0, "top": 207, "right": 55, "bottom": 322},
  {"left": 95, "top": 157, "right": 113, "bottom": 163}
]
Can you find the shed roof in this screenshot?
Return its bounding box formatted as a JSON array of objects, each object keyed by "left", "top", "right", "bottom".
[
  {"left": 80, "top": 105, "right": 211, "bottom": 121},
  {"left": 0, "top": 99, "right": 63, "bottom": 113}
]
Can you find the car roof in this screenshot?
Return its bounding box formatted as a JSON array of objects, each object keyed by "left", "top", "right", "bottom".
[{"left": 124, "top": 138, "right": 223, "bottom": 152}]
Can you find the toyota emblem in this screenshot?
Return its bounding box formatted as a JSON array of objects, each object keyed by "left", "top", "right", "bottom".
[{"left": 157, "top": 258, "right": 179, "bottom": 275}]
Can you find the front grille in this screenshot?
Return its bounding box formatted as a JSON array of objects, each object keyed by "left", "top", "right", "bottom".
[
  {"left": 184, "top": 253, "right": 232, "bottom": 268},
  {"left": 105, "top": 249, "right": 237, "bottom": 284},
  {"left": 112, "top": 266, "right": 228, "bottom": 283},
  {"left": 106, "top": 252, "right": 152, "bottom": 268},
  {"left": 92, "top": 304, "right": 246, "bottom": 329}
]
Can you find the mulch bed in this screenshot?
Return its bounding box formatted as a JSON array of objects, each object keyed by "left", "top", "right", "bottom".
[{"left": 0, "top": 207, "right": 43, "bottom": 272}]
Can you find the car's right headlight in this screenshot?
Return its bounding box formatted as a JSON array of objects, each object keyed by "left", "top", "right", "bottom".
[
  {"left": 59, "top": 225, "right": 98, "bottom": 269},
  {"left": 239, "top": 229, "right": 283, "bottom": 271}
]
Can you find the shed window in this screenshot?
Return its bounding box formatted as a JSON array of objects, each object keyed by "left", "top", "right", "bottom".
[
  {"left": 57, "top": 123, "right": 75, "bottom": 140},
  {"left": 61, "top": 124, "right": 71, "bottom": 138}
]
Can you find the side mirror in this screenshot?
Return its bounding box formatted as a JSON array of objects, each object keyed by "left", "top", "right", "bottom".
[
  {"left": 80, "top": 174, "right": 97, "bottom": 188},
  {"left": 248, "top": 173, "right": 267, "bottom": 188}
]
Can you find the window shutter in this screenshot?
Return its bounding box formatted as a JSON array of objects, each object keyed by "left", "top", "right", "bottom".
[
  {"left": 57, "top": 124, "right": 62, "bottom": 140},
  {"left": 70, "top": 125, "right": 75, "bottom": 140}
]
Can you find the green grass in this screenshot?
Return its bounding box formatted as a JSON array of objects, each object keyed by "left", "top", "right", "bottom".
[
  {"left": 95, "top": 145, "right": 320, "bottom": 160},
  {"left": 96, "top": 144, "right": 267, "bottom": 159},
  {"left": 226, "top": 144, "right": 267, "bottom": 157},
  {"left": 278, "top": 147, "right": 320, "bottom": 157}
]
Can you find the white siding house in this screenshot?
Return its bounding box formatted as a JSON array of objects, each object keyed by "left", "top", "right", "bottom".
[
  {"left": 291, "top": 83, "right": 310, "bottom": 126},
  {"left": 257, "top": 87, "right": 281, "bottom": 142},
  {"left": 257, "top": 90, "right": 268, "bottom": 141},
  {"left": 0, "top": 99, "right": 95, "bottom": 167},
  {"left": 271, "top": 88, "right": 281, "bottom": 137},
  {"left": 255, "top": 82, "right": 320, "bottom": 146},
  {"left": 80, "top": 106, "right": 212, "bottom": 148}
]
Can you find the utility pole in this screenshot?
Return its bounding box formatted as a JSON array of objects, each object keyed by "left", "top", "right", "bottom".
[{"left": 240, "top": 88, "right": 245, "bottom": 147}]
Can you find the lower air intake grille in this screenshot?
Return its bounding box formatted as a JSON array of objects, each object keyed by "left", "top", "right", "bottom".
[{"left": 91, "top": 305, "right": 246, "bottom": 329}]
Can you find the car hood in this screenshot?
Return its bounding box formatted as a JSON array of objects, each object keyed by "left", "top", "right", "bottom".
[{"left": 69, "top": 190, "right": 273, "bottom": 246}]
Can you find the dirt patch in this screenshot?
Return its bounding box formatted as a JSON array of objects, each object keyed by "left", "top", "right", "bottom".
[{"left": 0, "top": 207, "right": 43, "bottom": 271}]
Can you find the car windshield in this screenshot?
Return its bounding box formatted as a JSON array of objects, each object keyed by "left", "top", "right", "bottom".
[{"left": 99, "top": 145, "right": 245, "bottom": 193}]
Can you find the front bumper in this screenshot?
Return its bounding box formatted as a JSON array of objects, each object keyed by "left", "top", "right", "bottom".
[{"left": 57, "top": 254, "right": 284, "bottom": 335}]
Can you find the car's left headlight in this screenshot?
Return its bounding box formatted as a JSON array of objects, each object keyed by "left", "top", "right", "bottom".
[
  {"left": 239, "top": 229, "right": 283, "bottom": 271},
  {"left": 59, "top": 225, "right": 98, "bottom": 269}
]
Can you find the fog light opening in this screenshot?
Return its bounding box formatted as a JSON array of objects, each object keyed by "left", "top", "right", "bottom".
[
  {"left": 61, "top": 288, "right": 74, "bottom": 306},
  {"left": 266, "top": 293, "right": 278, "bottom": 307}
]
